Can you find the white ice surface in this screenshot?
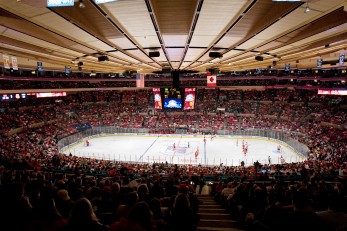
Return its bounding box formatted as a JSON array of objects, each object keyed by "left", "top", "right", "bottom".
[{"left": 62, "top": 134, "right": 306, "bottom": 166}]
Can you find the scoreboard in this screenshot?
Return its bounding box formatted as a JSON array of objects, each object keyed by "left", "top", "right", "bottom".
[{"left": 152, "top": 88, "right": 196, "bottom": 110}]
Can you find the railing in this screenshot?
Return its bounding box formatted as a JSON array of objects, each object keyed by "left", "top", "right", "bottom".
[
  {"left": 58, "top": 127, "right": 309, "bottom": 164},
  {"left": 57, "top": 127, "right": 150, "bottom": 151},
  {"left": 217, "top": 129, "right": 309, "bottom": 158}
]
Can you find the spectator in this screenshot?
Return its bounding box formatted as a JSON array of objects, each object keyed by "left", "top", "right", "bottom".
[
  {"left": 110, "top": 182, "right": 122, "bottom": 214},
  {"left": 138, "top": 184, "right": 151, "bottom": 204},
  {"left": 0, "top": 182, "right": 33, "bottom": 231},
  {"left": 115, "top": 191, "right": 138, "bottom": 221},
  {"left": 150, "top": 181, "right": 165, "bottom": 199},
  {"left": 109, "top": 201, "right": 155, "bottom": 231},
  {"left": 198, "top": 174, "right": 205, "bottom": 195},
  {"left": 168, "top": 193, "right": 199, "bottom": 230},
  {"left": 55, "top": 189, "right": 73, "bottom": 219},
  {"left": 60, "top": 198, "right": 108, "bottom": 231},
  {"left": 220, "top": 182, "right": 235, "bottom": 203},
  {"left": 284, "top": 188, "right": 324, "bottom": 231},
  {"left": 338, "top": 163, "right": 347, "bottom": 183},
  {"left": 316, "top": 191, "right": 347, "bottom": 231},
  {"left": 149, "top": 198, "right": 166, "bottom": 231},
  {"left": 27, "top": 188, "right": 67, "bottom": 231},
  {"left": 177, "top": 183, "right": 200, "bottom": 214}
]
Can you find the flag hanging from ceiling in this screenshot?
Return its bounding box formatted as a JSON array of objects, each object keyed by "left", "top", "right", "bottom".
[
  {"left": 11, "top": 56, "right": 18, "bottom": 70},
  {"left": 136, "top": 73, "right": 145, "bottom": 88},
  {"left": 2, "top": 54, "right": 10, "bottom": 69},
  {"left": 207, "top": 72, "right": 217, "bottom": 87}
]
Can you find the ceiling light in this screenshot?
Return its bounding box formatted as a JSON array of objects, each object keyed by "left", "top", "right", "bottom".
[
  {"left": 79, "top": 0, "right": 85, "bottom": 8},
  {"left": 95, "top": 0, "right": 119, "bottom": 4},
  {"left": 304, "top": 1, "right": 310, "bottom": 13},
  {"left": 304, "top": 6, "right": 310, "bottom": 13}
]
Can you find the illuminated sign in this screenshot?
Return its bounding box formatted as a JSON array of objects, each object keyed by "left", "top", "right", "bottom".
[
  {"left": 152, "top": 88, "right": 162, "bottom": 109},
  {"left": 36, "top": 92, "right": 67, "bottom": 98},
  {"left": 0, "top": 93, "right": 27, "bottom": 101},
  {"left": 95, "top": 0, "right": 118, "bottom": 4},
  {"left": 184, "top": 88, "right": 196, "bottom": 110},
  {"left": 47, "top": 0, "right": 74, "bottom": 7},
  {"left": 318, "top": 90, "right": 347, "bottom": 96}
]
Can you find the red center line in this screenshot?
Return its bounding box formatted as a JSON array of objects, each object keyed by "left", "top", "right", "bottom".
[{"left": 171, "top": 136, "right": 182, "bottom": 160}]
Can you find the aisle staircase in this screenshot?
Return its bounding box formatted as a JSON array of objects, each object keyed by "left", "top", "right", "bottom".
[{"left": 196, "top": 194, "right": 245, "bottom": 231}]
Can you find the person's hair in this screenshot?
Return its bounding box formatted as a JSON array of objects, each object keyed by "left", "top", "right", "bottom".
[
  {"left": 89, "top": 186, "right": 101, "bottom": 198},
  {"left": 124, "top": 191, "right": 139, "bottom": 206},
  {"left": 328, "top": 191, "right": 343, "bottom": 211},
  {"left": 110, "top": 182, "right": 120, "bottom": 194},
  {"left": 122, "top": 178, "right": 129, "bottom": 185},
  {"left": 38, "top": 196, "right": 64, "bottom": 220},
  {"left": 292, "top": 188, "right": 309, "bottom": 210},
  {"left": 5, "top": 182, "right": 26, "bottom": 199},
  {"left": 68, "top": 198, "right": 99, "bottom": 224},
  {"left": 137, "top": 184, "right": 149, "bottom": 195},
  {"left": 149, "top": 198, "right": 163, "bottom": 219},
  {"left": 173, "top": 193, "right": 191, "bottom": 210},
  {"left": 128, "top": 201, "right": 154, "bottom": 231}
]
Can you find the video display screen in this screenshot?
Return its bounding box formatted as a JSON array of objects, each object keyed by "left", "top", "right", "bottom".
[
  {"left": 153, "top": 88, "right": 196, "bottom": 110},
  {"left": 65, "top": 66, "right": 71, "bottom": 76},
  {"left": 162, "top": 88, "right": 182, "bottom": 109},
  {"left": 339, "top": 53, "right": 345, "bottom": 66},
  {"left": 37, "top": 62, "right": 43, "bottom": 72},
  {"left": 184, "top": 88, "right": 196, "bottom": 110},
  {"left": 36, "top": 92, "right": 67, "bottom": 98},
  {"left": 164, "top": 98, "right": 182, "bottom": 109},
  {"left": 317, "top": 58, "right": 323, "bottom": 68},
  {"left": 318, "top": 89, "right": 347, "bottom": 96},
  {"left": 1, "top": 93, "right": 28, "bottom": 101},
  {"left": 152, "top": 88, "right": 162, "bottom": 109}
]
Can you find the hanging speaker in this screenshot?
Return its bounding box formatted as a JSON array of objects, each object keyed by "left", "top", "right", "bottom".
[
  {"left": 149, "top": 51, "right": 160, "bottom": 57},
  {"left": 98, "top": 56, "right": 109, "bottom": 62},
  {"left": 209, "top": 52, "right": 223, "bottom": 58},
  {"left": 255, "top": 56, "right": 264, "bottom": 61}
]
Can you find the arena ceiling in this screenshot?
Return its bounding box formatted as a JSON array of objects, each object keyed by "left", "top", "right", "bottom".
[{"left": 1, "top": 0, "right": 347, "bottom": 74}]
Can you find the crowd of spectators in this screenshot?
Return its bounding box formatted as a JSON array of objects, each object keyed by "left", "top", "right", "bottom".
[
  {"left": 0, "top": 87, "right": 347, "bottom": 231},
  {"left": 1, "top": 74, "right": 346, "bottom": 90}
]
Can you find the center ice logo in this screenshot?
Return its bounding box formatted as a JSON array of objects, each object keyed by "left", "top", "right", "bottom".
[
  {"left": 185, "top": 94, "right": 194, "bottom": 101},
  {"left": 154, "top": 94, "right": 161, "bottom": 101},
  {"left": 167, "top": 100, "right": 178, "bottom": 107},
  {"left": 158, "top": 142, "right": 194, "bottom": 156}
]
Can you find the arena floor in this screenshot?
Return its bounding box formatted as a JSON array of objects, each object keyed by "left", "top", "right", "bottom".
[{"left": 62, "top": 134, "right": 306, "bottom": 167}]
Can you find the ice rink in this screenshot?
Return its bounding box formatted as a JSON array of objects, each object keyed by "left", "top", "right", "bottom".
[{"left": 62, "top": 134, "right": 306, "bottom": 166}]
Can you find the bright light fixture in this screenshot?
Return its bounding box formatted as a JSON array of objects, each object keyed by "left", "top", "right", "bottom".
[
  {"left": 304, "top": 1, "right": 311, "bottom": 13},
  {"left": 95, "top": 0, "right": 118, "bottom": 4}
]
